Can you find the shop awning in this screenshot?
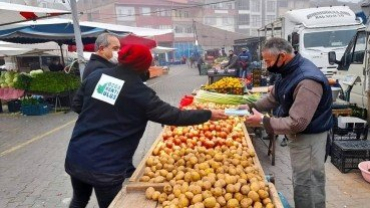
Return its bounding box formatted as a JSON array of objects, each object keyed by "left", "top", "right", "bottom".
[{"left": 0, "top": 2, "right": 70, "bottom": 26}]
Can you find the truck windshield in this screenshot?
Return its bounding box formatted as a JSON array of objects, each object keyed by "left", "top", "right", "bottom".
[{"left": 304, "top": 30, "right": 357, "bottom": 48}]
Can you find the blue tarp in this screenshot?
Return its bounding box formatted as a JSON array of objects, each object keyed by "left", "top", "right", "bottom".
[{"left": 0, "top": 23, "right": 128, "bottom": 45}]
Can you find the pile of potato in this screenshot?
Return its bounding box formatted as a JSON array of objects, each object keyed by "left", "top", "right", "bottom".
[{"left": 142, "top": 144, "right": 275, "bottom": 208}]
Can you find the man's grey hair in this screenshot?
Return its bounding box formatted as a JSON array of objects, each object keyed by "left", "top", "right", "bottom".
[
  {"left": 94, "top": 33, "right": 117, "bottom": 51},
  {"left": 263, "top": 37, "right": 294, "bottom": 55}
]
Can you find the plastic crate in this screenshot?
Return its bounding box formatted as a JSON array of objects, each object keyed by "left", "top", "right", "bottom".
[
  {"left": 21, "top": 104, "right": 49, "bottom": 116},
  {"left": 331, "top": 140, "right": 370, "bottom": 173},
  {"left": 331, "top": 117, "right": 368, "bottom": 140},
  {"left": 7, "top": 100, "right": 21, "bottom": 112}
]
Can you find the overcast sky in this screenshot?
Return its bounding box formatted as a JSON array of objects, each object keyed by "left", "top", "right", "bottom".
[{"left": 339, "top": 0, "right": 363, "bottom": 3}]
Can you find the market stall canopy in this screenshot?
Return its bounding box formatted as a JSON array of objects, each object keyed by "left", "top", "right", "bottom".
[
  {"left": 0, "top": 18, "right": 129, "bottom": 45},
  {"left": 0, "top": 2, "right": 70, "bottom": 26},
  {"left": 0, "top": 46, "right": 33, "bottom": 56},
  {"left": 68, "top": 34, "right": 158, "bottom": 52},
  {"left": 152, "top": 46, "right": 176, "bottom": 54}
]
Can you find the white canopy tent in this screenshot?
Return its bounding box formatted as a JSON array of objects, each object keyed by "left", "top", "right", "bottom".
[
  {"left": 0, "top": 2, "right": 70, "bottom": 26},
  {"left": 0, "top": 46, "right": 32, "bottom": 56},
  {"left": 151, "top": 46, "right": 176, "bottom": 54}
]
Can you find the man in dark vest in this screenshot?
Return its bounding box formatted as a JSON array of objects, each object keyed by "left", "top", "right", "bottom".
[{"left": 243, "top": 37, "right": 333, "bottom": 208}]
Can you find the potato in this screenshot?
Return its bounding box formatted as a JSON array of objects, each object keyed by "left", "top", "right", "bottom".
[
  {"left": 181, "top": 182, "right": 189, "bottom": 193},
  {"left": 234, "top": 183, "right": 241, "bottom": 192},
  {"left": 266, "top": 203, "right": 275, "bottom": 208},
  {"left": 152, "top": 191, "right": 161, "bottom": 200},
  {"left": 202, "top": 181, "right": 212, "bottom": 190},
  {"left": 173, "top": 188, "right": 182, "bottom": 198},
  {"left": 167, "top": 194, "right": 175, "bottom": 201},
  {"left": 158, "top": 193, "right": 168, "bottom": 203},
  {"left": 178, "top": 196, "right": 189, "bottom": 208},
  {"left": 226, "top": 184, "right": 236, "bottom": 193},
  {"left": 224, "top": 193, "right": 233, "bottom": 201},
  {"left": 217, "top": 196, "right": 227, "bottom": 206},
  {"left": 247, "top": 191, "right": 260, "bottom": 202},
  {"left": 227, "top": 198, "right": 240, "bottom": 208},
  {"left": 262, "top": 197, "right": 272, "bottom": 205},
  {"left": 257, "top": 189, "right": 269, "bottom": 199},
  {"left": 140, "top": 176, "right": 150, "bottom": 182},
  {"left": 154, "top": 176, "right": 166, "bottom": 183},
  {"left": 250, "top": 182, "right": 260, "bottom": 192},
  {"left": 192, "top": 194, "right": 203, "bottom": 204},
  {"left": 175, "top": 171, "right": 185, "bottom": 180},
  {"left": 192, "top": 172, "right": 201, "bottom": 182},
  {"left": 253, "top": 201, "right": 263, "bottom": 208},
  {"left": 212, "top": 187, "right": 223, "bottom": 197},
  {"left": 189, "top": 185, "right": 202, "bottom": 195},
  {"left": 159, "top": 169, "right": 168, "bottom": 177},
  {"left": 145, "top": 187, "right": 155, "bottom": 199},
  {"left": 146, "top": 156, "right": 155, "bottom": 166},
  {"left": 193, "top": 202, "right": 205, "bottom": 208},
  {"left": 184, "top": 172, "right": 192, "bottom": 182},
  {"left": 163, "top": 184, "right": 173, "bottom": 194},
  {"left": 202, "top": 190, "right": 213, "bottom": 199},
  {"left": 204, "top": 197, "right": 217, "bottom": 208},
  {"left": 166, "top": 172, "right": 174, "bottom": 181},
  {"left": 240, "top": 198, "right": 253, "bottom": 208},
  {"left": 234, "top": 193, "right": 244, "bottom": 202},
  {"left": 240, "top": 185, "right": 251, "bottom": 195}
]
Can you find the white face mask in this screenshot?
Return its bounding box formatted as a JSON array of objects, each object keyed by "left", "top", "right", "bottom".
[{"left": 109, "top": 51, "right": 119, "bottom": 64}]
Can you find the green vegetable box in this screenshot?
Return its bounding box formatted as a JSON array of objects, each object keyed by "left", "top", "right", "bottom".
[{"left": 21, "top": 97, "right": 49, "bottom": 116}]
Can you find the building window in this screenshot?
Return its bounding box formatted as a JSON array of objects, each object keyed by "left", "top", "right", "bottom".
[
  {"left": 266, "top": 1, "right": 276, "bottom": 13},
  {"left": 141, "top": 7, "right": 151, "bottom": 15},
  {"left": 238, "top": 0, "right": 250, "bottom": 10},
  {"left": 205, "top": 17, "right": 216, "bottom": 25},
  {"left": 175, "top": 26, "right": 183, "bottom": 33},
  {"left": 251, "top": 15, "right": 260, "bottom": 27},
  {"left": 185, "top": 26, "right": 193, "bottom": 33},
  {"left": 116, "top": 7, "right": 135, "bottom": 21},
  {"left": 239, "top": 14, "right": 250, "bottom": 25},
  {"left": 266, "top": 15, "right": 276, "bottom": 24},
  {"left": 251, "top": 0, "right": 260, "bottom": 12},
  {"left": 142, "top": 25, "right": 153, "bottom": 28}
]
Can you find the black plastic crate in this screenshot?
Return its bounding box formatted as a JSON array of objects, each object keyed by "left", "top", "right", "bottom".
[
  {"left": 7, "top": 100, "right": 21, "bottom": 112},
  {"left": 331, "top": 140, "right": 370, "bottom": 173},
  {"left": 330, "top": 117, "right": 368, "bottom": 140}
]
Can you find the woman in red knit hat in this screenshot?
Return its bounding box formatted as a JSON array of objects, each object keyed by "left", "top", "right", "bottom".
[{"left": 65, "top": 45, "right": 227, "bottom": 208}]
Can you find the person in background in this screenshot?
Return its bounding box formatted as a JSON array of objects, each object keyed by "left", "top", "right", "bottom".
[
  {"left": 65, "top": 44, "right": 227, "bottom": 208},
  {"left": 243, "top": 37, "right": 332, "bottom": 208},
  {"left": 238, "top": 47, "right": 252, "bottom": 78},
  {"left": 48, "top": 58, "right": 64, "bottom": 72},
  {"left": 197, "top": 54, "right": 205, "bottom": 75},
  {"left": 223, "top": 50, "right": 239, "bottom": 74},
  {"left": 82, "top": 33, "right": 121, "bottom": 80}
]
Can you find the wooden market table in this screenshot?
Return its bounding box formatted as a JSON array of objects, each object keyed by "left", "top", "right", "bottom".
[{"left": 109, "top": 126, "right": 284, "bottom": 208}]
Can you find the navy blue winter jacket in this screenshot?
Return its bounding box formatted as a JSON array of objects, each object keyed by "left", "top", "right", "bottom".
[{"left": 65, "top": 66, "right": 212, "bottom": 185}]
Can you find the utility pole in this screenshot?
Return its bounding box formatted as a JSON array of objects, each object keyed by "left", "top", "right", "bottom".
[{"left": 70, "top": 0, "right": 85, "bottom": 80}]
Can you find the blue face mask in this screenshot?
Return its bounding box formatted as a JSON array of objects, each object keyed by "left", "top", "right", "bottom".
[{"left": 267, "top": 54, "right": 285, "bottom": 73}]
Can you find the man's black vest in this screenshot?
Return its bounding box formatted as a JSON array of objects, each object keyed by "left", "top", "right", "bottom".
[{"left": 274, "top": 54, "right": 333, "bottom": 134}]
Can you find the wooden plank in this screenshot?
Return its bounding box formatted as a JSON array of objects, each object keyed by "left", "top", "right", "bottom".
[
  {"left": 129, "top": 128, "right": 166, "bottom": 182},
  {"left": 242, "top": 125, "right": 266, "bottom": 177},
  {"left": 109, "top": 187, "right": 158, "bottom": 208},
  {"left": 268, "top": 182, "right": 284, "bottom": 208},
  {"left": 126, "top": 182, "right": 167, "bottom": 193},
  {"left": 243, "top": 125, "right": 284, "bottom": 208}
]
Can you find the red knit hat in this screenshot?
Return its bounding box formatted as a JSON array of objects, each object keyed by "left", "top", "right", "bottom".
[{"left": 118, "top": 44, "right": 153, "bottom": 73}]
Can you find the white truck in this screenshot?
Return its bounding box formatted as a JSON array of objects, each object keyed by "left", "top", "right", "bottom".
[
  {"left": 259, "top": 6, "right": 364, "bottom": 77},
  {"left": 328, "top": 2, "right": 370, "bottom": 116}
]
